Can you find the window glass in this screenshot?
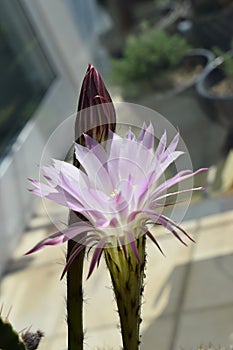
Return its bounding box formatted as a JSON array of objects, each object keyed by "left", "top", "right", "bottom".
[{"left": 0, "top": 0, "right": 56, "bottom": 159}]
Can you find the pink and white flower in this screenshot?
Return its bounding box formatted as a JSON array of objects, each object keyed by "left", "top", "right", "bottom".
[{"left": 27, "top": 123, "right": 206, "bottom": 278}]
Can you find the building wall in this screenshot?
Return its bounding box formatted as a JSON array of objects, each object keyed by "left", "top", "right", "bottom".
[{"left": 0, "top": 0, "right": 94, "bottom": 274}]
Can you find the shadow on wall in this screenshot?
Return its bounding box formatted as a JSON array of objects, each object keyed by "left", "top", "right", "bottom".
[{"left": 142, "top": 253, "right": 233, "bottom": 349}]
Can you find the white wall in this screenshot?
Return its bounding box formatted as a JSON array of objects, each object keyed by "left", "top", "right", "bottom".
[{"left": 0, "top": 0, "right": 93, "bottom": 274}]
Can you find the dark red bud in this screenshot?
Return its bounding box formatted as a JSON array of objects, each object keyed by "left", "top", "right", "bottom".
[{"left": 75, "top": 64, "right": 116, "bottom": 145}]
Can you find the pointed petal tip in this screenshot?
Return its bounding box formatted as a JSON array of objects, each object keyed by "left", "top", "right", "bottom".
[
  {"left": 196, "top": 167, "right": 208, "bottom": 173},
  {"left": 60, "top": 269, "right": 66, "bottom": 280},
  {"left": 87, "top": 63, "right": 94, "bottom": 72},
  {"left": 146, "top": 231, "right": 165, "bottom": 256},
  {"left": 24, "top": 248, "right": 35, "bottom": 256},
  {"left": 127, "top": 232, "right": 141, "bottom": 264},
  {"left": 86, "top": 242, "right": 106, "bottom": 280},
  {"left": 86, "top": 265, "right": 95, "bottom": 280}
]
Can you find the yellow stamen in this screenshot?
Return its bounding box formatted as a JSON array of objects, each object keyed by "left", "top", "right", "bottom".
[{"left": 110, "top": 189, "right": 118, "bottom": 198}]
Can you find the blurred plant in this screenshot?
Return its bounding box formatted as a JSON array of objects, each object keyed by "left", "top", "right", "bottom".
[
  {"left": 0, "top": 104, "right": 15, "bottom": 125},
  {"left": 111, "top": 26, "right": 191, "bottom": 97},
  {"left": 213, "top": 43, "right": 233, "bottom": 78}
]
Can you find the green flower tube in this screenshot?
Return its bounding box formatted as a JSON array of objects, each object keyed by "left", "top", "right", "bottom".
[{"left": 105, "top": 235, "right": 146, "bottom": 350}]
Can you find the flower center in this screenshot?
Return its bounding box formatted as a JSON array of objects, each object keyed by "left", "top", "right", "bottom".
[{"left": 109, "top": 188, "right": 118, "bottom": 198}]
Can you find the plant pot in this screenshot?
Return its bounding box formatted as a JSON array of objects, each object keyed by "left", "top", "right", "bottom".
[
  {"left": 130, "top": 49, "right": 226, "bottom": 169},
  {"left": 197, "top": 56, "right": 233, "bottom": 153}
]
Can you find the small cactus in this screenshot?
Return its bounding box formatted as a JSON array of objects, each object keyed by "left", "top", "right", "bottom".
[
  {"left": 0, "top": 311, "right": 44, "bottom": 350},
  {"left": 0, "top": 314, "right": 26, "bottom": 350}
]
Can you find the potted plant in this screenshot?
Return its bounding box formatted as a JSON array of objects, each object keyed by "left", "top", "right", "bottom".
[
  {"left": 111, "top": 27, "right": 194, "bottom": 99},
  {"left": 111, "top": 27, "right": 225, "bottom": 169},
  {"left": 197, "top": 48, "right": 233, "bottom": 153}
]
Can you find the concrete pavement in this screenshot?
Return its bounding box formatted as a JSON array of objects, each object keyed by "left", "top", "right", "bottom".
[{"left": 0, "top": 199, "right": 233, "bottom": 349}]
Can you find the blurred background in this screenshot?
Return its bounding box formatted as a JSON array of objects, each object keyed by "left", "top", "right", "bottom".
[{"left": 0, "top": 0, "right": 233, "bottom": 349}]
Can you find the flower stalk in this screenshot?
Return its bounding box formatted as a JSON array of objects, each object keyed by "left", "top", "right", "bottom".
[
  {"left": 67, "top": 234, "right": 85, "bottom": 350},
  {"left": 67, "top": 64, "right": 116, "bottom": 350},
  {"left": 105, "top": 235, "right": 146, "bottom": 350}
]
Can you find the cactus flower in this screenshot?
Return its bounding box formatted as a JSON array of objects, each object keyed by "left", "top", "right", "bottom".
[
  {"left": 27, "top": 121, "right": 207, "bottom": 349},
  {"left": 27, "top": 123, "right": 206, "bottom": 279}
]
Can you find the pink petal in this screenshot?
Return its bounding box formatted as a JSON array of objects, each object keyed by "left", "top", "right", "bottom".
[
  {"left": 155, "top": 186, "right": 205, "bottom": 203},
  {"left": 83, "top": 134, "right": 108, "bottom": 167},
  {"left": 142, "top": 122, "right": 154, "bottom": 150},
  {"left": 119, "top": 236, "right": 127, "bottom": 259},
  {"left": 134, "top": 170, "right": 156, "bottom": 206},
  {"left": 60, "top": 243, "right": 86, "bottom": 279},
  {"left": 126, "top": 128, "right": 136, "bottom": 141},
  {"left": 75, "top": 143, "right": 111, "bottom": 191},
  {"left": 138, "top": 122, "right": 147, "bottom": 142},
  {"left": 146, "top": 231, "right": 165, "bottom": 256},
  {"left": 87, "top": 237, "right": 108, "bottom": 279},
  {"left": 156, "top": 216, "right": 187, "bottom": 246},
  {"left": 60, "top": 235, "right": 98, "bottom": 279},
  {"left": 163, "top": 132, "right": 180, "bottom": 159},
  {"left": 145, "top": 209, "right": 195, "bottom": 244},
  {"left": 127, "top": 231, "right": 141, "bottom": 264},
  {"left": 152, "top": 168, "right": 207, "bottom": 200},
  {"left": 25, "top": 231, "right": 67, "bottom": 255},
  {"left": 155, "top": 131, "right": 167, "bottom": 159},
  {"left": 25, "top": 222, "right": 94, "bottom": 255}
]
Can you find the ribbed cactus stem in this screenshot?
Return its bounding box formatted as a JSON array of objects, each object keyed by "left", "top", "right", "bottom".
[
  {"left": 105, "top": 235, "right": 146, "bottom": 350},
  {"left": 0, "top": 315, "right": 26, "bottom": 350}
]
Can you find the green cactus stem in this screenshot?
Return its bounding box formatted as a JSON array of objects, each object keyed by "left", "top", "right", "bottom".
[
  {"left": 67, "top": 237, "right": 85, "bottom": 350},
  {"left": 104, "top": 235, "right": 146, "bottom": 350},
  {"left": 0, "top": 314, "right": 26, "bottom": 350}
]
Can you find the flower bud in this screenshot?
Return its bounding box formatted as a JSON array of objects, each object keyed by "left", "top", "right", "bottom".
[{"left": 75, "top": 64, "right": 116, "bottom": 146}]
